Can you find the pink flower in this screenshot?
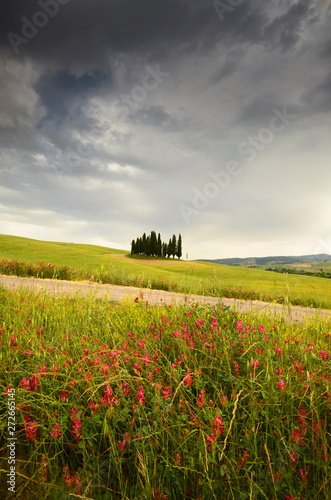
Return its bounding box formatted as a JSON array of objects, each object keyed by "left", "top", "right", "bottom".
[
  {"left": 197, "top": 389, "right": 205, "bottom": 408},
  {"left": 60, "top": 390, "right": 68, "bottom": 402},
  {"left": 206, "top": 433, "right": 216, "bottom": 449},
  {"left": 184, "top": 370, "right": 193, "bottom": 387},
  {"left": 50, "top": 423, "right": 61, "bottom": 439},
  {"left": 213, "top": 415, "right": 224, "bottom": 436},
  {"left": 136, "top": 386, "right": 145, "bottom": 406},
  {"left": 118, "top": 440, "right": 127, "bottom": 452},
  {"left": 278, "top": 380, "right": 286, "bottom": 390},
  {"left": 162, "top": 386, "right": 171, "bottom": 400},
  {"left": 319, "top": 350, "right": 329, "bottom": 361},
  {"left": 275, "top": 346, "right": 282, "bottom": 357},
  {"left": 291, "top": 428, "right": 304, "bottom": 446},
  {"left": 26, "top": 420, "right": 38, "bottom": 443}
]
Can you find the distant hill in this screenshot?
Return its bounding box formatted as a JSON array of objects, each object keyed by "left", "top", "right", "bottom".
[{"left": 197, "top": 254, "right": 331, "bottom": 267}]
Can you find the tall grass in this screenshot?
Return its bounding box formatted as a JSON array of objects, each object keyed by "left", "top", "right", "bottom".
[{"left": 0, "top": 285, "right": 330, "bottom": 499}]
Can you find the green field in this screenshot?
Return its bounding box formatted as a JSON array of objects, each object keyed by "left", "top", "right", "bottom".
[{"left": 1, "top": 234, "right": 331, "bottom": 309}]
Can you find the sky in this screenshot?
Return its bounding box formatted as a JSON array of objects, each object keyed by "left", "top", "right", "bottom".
[{"left": 0, "top": 0, "right": 331, "bottom": 260}]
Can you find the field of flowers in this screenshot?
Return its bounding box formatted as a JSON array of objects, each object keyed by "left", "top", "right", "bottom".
[{"left": 0, "top": 285, "right": 330, "bottom": 499}]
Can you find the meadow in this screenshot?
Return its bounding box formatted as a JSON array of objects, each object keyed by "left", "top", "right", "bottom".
[
  {"left": 0, "top": 284, "right": 330, "bottom": 499},
  {"left": 2, "top": 234, "right": 331, "bottom": 310}
]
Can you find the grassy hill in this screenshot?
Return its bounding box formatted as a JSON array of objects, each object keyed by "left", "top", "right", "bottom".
[
  {"left": 1, "top": 233, "right": 331, "bottom": 309},
  {"left": 198, "top": 254, "right": 331, "bottom": 273}
]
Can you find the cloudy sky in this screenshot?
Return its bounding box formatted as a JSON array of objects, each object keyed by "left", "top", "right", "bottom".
[{"left": 1, "top": 0, "right": 331, "bottom": 260}]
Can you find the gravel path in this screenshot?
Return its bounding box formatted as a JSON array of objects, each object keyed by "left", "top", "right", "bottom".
[{"left": 1, "top": 274, "right": 331, "bottom": 324}]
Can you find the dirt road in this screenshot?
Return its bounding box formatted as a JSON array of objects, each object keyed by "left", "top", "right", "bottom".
[{"left": 1, "top": 275, "right": 331, "bottom": 324}]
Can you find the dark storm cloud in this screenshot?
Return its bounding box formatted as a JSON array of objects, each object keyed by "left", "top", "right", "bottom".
[
  {"left": 1, "top": 0, "right": 272, "bottom": 69},
  {"left": 262, "top": 0, "right": 312, "bottom": 51},
  {"left": 35, "top": 69, "right": 110, "bottom": 122}
]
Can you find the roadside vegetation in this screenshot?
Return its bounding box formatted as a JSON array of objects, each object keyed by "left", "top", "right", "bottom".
[{"left": 0, "top": 285, "right": 330, "bottom": 499}]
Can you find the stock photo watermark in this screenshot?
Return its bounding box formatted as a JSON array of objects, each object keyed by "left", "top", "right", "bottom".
[
  {"left": 111, "top": 65, "right": 170, "bottom": 120},
  {"left": 7, "top": 0, "right": 72, "bottom": 55},
  {"left": 179, "top": 105, "right": 297, "bottom": 224},
  {"left": 213, "top": 0, "right": 244, "bottom": 22},
  {"left": 6, "top": 387, "right": 17, "bottom": 493}
]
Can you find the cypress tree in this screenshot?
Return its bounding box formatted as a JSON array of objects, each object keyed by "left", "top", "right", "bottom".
[
  {"left": 177, "top": 234, "right": 182, "bottom": 259},
  {"left": 162, "top": 242, "right": 167, "bottom": 258},
  {"left": 157, "top": 233, "right": 162, "bottom": 257},
  {"left": 172, "top": 234, "right": 177, "bottom": 258},
  {"left": 131, "top": 239, "right": 136, "bottom": 255},
  {"left": 142, "top": 233, "right": 147, "bottom": 255},
  {"left": 150, "top": 231, "right": 157, "bottom": 256},
  {"left": 146, "top": 235, "right": 151, "bottom": 256},
  {"left": 167, "top": 238, "right": 172, "bottom": 258}
]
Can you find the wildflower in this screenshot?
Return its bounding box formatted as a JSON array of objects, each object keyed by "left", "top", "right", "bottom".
[
  {"left": 60, "top": 390, "right": 68, "bottom": 402},
  {"left": 100, "top": 385, "right": 118, "bottom": 407},
  {"left": 237, "top": 450, "right": 249, "bottom": 470},
  {"left": 63, "top": 465, "right": 82, "bottom": 493},
  {"left": 319, "top": 350, "right": 329, "bottom": 361},
  {"left": 174, "top": 453, "right": 183, "bottom": 465},
  {"left": 291, "top": 428, "right": 304, "bottom": 446},
  {"left": 290, "top": 450, "right": 299, "bottom": 463},
  {"left": 88, "top": 400, "right": 99, "bottom": 414},
  {"left": 162, "top": 386, "right": 171, "bottom": 400},
  {"left": 136, "top": 386, "right": 145, "bottom": 406},
  {"left": 184, "top": 369, "right": 193, "bottom": 387},
  {"left": 278, "top": 380, "right": 286, "bottom": 390},
  {"left": 26, "top": 420, "right": 38, "bottom": 443},
  {"left": 235, "top": 319, "right": 243, "bottom": 333},
  {"left": 118, "top": 440, "right": 127, "bottom": 452},
  {"left": 275, "top": 346, "right": 282, "bottom": 357},
  {"left": 38, "top": 454, "right": 48, "bottom": 483},
  {"left": 133, "top": 363, "right": 142, "bottom": 373},
  {"left": 197, "top": 389, "right": 205, "bottom": 408},
  {"left": 50, "top": 423, "right": 62, "bottom": 438},
  {"left": 213, "top": 415, "right": 224, "bottom": 436},
  {"left": 220, "top": 393, "right": 228, "bottom": 406},
  {"left": 71, "top": 415, "right": 82, "bottom": 441},
  {"left": 232, "top": 361, "right": 241, "bottom": 377},
  {"left": 206, "top": 433, "right": 216, "bottom": 449}
]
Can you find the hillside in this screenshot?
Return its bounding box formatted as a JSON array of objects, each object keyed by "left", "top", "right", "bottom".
[{"left": 1, "top": 234, "right": 331, "bottom": 309}]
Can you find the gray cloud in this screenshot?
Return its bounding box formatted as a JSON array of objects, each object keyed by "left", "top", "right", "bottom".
[{"left": 0, "top": 0, "right": 331, "bottom": 258}]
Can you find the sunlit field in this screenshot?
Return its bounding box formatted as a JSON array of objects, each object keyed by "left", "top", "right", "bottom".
[
  {"left": 1, "top": 234, "right": 331, "bottom": 310},
  {"left": 0, "top": 285, "right": 330, "bottom": 499}
]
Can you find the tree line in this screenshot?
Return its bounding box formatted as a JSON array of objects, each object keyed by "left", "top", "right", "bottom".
[{"left": 131, "top": 232, "right": 182, "bottom": 259}]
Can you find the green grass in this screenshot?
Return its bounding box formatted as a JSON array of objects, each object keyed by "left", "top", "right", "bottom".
[
  {"left": 0, "top": 285, "right": 330, "bottom": 499},
  {"left": 1, "top": 234, "right": 331, "bottom": 309}
]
